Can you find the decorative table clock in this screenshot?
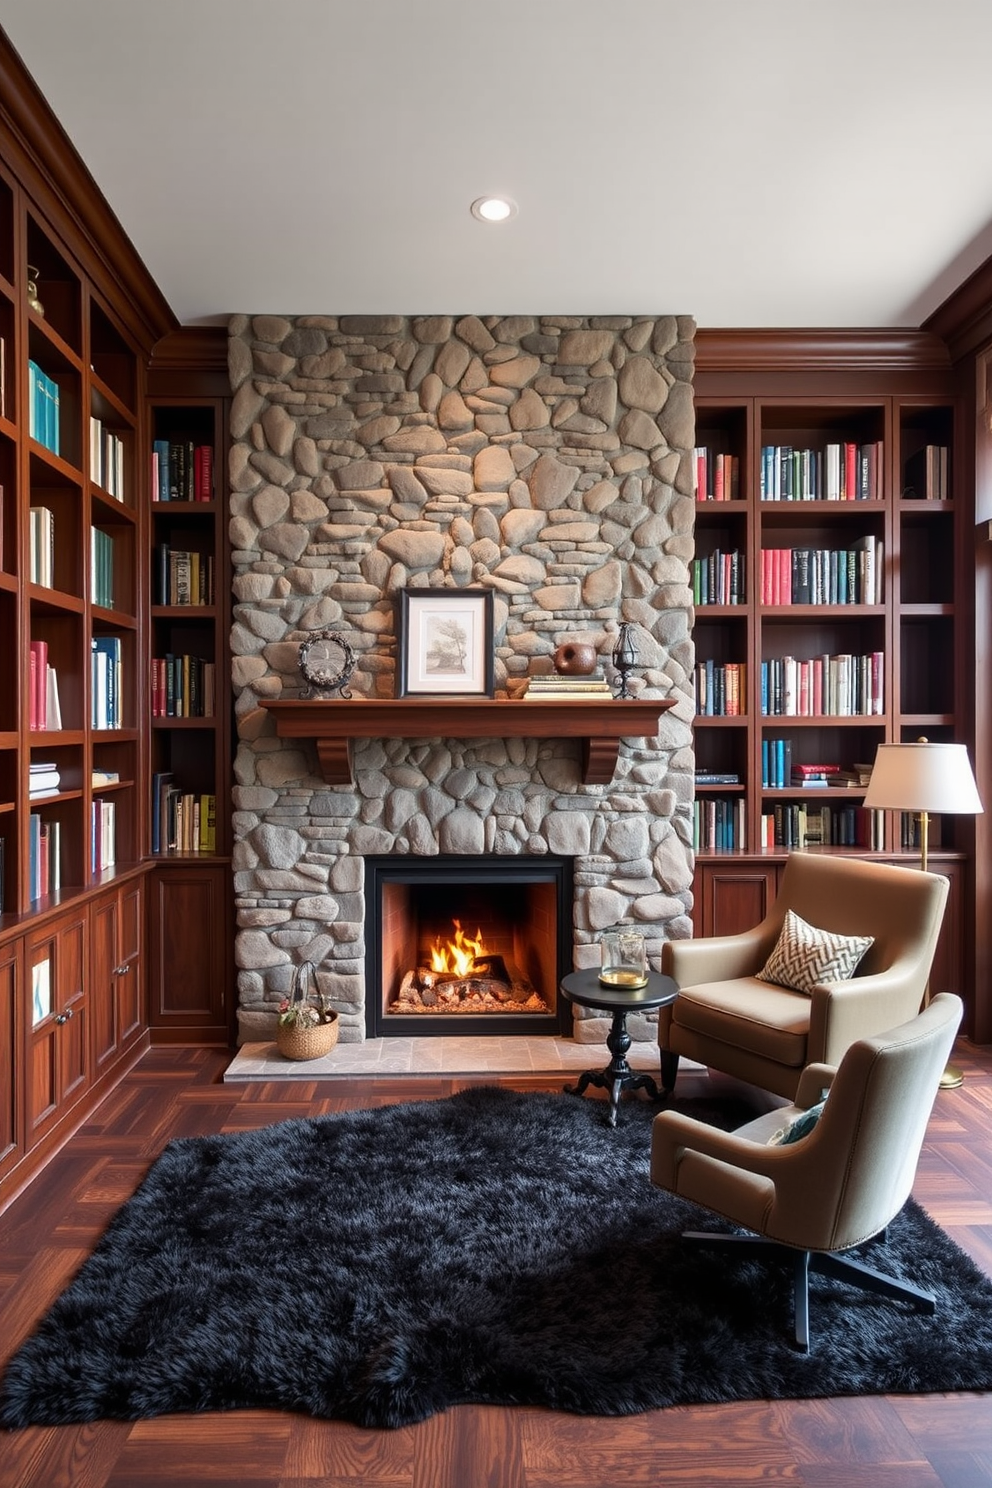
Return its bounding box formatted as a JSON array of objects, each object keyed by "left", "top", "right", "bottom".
[{"left": 297, "top": 629, "right": 356, "bottom": 699}]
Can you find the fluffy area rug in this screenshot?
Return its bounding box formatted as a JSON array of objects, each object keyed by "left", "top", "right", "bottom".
[{"left": 2, "top": 1085, "right": 992, "bottom": 1429}]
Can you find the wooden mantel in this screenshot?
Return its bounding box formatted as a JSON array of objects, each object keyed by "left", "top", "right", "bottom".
[{"left": 261, "top": 697, "right": 676, "bottom": 786}]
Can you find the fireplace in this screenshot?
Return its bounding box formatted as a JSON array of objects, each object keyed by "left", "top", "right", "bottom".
[{"left": 365, "top": 856, "right": 573, "bottom": 1037}]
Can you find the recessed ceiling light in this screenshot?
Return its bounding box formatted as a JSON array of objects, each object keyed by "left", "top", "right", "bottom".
[{"left": 470, "top": 196, "right": 518, "bottom": 223}]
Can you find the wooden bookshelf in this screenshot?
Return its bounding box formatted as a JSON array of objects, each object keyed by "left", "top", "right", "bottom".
[
  {"left": 145, "top": 336, "right": 233, "bottom": 1043},
  {"left": 691, "top": 333, "right": 968, "bottom": 999},
  {"left": 0, "top": 30, "right": 178, "bottom": 1210}
]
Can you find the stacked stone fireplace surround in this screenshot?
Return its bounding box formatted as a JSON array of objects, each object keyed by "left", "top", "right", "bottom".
[{"left": 229, "top": 314, "right": 697, "bottom": 1047}]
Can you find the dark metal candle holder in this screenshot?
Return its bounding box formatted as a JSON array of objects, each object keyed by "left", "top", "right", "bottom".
[{"left": 612, "top": 622, "right": 638, "bottom": 699}]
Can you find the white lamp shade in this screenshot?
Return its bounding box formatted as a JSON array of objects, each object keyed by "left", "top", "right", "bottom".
[{"left": 862, "top": 742, "right": 984, "bottom": 815}]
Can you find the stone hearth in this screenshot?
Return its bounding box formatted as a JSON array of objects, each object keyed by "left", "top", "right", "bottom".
[{"left": 228, "top": 314, "right": 697, "bottom": 1045}]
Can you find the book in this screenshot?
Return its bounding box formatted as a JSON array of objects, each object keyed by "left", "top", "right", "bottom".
[
  {"left": 198, "top": 794, "right": 217, "bottom": 852},
  {"left": 92, "top": 636, "right": 122, "bottom": 728},
  {"left": 151, "top": 771, "right": 174, "bottom": 855},
  {"left": 903, "top": 444, "right": 948, "bottom": 500},
  {"left": 92, "top": 769, "right": 120, "bottom": 787},
  {"left": 29, "top": 640, "right": 48, "bottom": 729},
  {"left": 46, "top": 665, "right": 63, "bottom": 730},
  {"left": 29, "top": 505, "right": 54, "bottom": 587}
]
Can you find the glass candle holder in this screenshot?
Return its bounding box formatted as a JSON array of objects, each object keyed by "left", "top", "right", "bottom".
[{"left": 599, "top": 926, "right": 648, "bottom": 988}]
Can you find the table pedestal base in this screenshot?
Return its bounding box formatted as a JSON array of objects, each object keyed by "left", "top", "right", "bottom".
[{"left": 566, "top": 1007, "right": 662, "bottom": 1127}]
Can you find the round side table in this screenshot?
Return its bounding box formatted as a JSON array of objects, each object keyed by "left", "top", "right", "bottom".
[{"left": 559, "top": 968, "right": 678, "bottom": 1127}]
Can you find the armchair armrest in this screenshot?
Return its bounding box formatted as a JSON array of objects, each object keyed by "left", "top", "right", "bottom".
[
  {"left": 808, "top": 961, "right": 927, "bottom": 1065},
  {"left": 795, "top": 1062, "right": 836, "bottom": 1109},
  {"left": 650, "top": 1109, "right": 791, "bottom": 1189},
  {"left": 662, "top": 924, "right": 776, "bottom": 987}
]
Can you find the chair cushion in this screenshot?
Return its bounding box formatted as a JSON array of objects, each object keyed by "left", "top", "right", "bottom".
[
  {"left": 758, "top": 908, "right": 873, "bottom": 995},
  {"left": 673, "top": 977, "right": 811, "bottom": 1066}
]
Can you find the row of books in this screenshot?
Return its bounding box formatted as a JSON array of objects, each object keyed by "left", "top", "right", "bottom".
[
  {"left": 90, "top": 416, "right": 126, "bottom": 501},
  {"left": 759, "top": 537, "right": 882, "bottom": 606},
  {"left": 903, "top": 445, "right": 949, "bottom": 501},
  {"left": 521, "top": 674, "right": 612, "bottom": 699},
  {"left": 92, "top": 635, "right": 123, "bottom": 729},
  {"left": 693, "top": 796, "right": 745, "bottom": 853},
  {"left": 151, "top": 773, "right": 217, "bottom": 853},
  {"left": 27, "top": 359, "right": 60, "bottom": 456},
  {"left": 151, "top": 439, "right": 213, "bottom": 502},
  {"left": 759, "top": 804, "right": 885, "bottom": 851},
  {"left": 760, "top": 652, "right": 884, "bottom": 718},
  {"left": 761, "top": 740, "right": 873, "bottom": 790},
  {"left": 28, "top": 812, "right": 60, "bottom": 901},
  {"left": 91, "top": 526, "right": 115, "bottom": 609},
  {"left": 151, "top": 654, "right": 217, "bottom": 718},
  {"left": 28, "top": 642, "right": 63, "bottom": 731},
  {"left": 29, "top": 505, "right": 54, "bottom": 587},
  {"left": 693, "top": 660, "right": 745, "bottom": 717},
  {"left": 154, "top": 545, "right": 215, "bottom": 606},
  {"left": 692, "top": 448, "right": 740, "bottom": 502},
  {"left": 692, "top": 549, "right": 744, "bottom": 606},
  {"left": 760, "top": 441, "right": 883, "bottom": 502}
]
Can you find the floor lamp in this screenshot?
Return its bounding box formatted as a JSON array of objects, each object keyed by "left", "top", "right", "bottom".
[{"left": 862, "top": 739, "right": 983, "bottom": 1088}]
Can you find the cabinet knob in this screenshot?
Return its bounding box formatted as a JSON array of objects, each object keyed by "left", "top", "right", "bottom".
[{"left": 54, "top": 1008, "right": 74, "bottom": 1025}]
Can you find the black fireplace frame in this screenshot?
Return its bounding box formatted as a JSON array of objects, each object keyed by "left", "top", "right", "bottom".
[{"left": 364, "top": 854, "right": 574, "bottom": 1038}]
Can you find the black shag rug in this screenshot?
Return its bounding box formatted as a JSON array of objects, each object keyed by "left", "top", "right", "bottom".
[{"left": 3, "top": 1085, "right": 992, "bottom": 1429}]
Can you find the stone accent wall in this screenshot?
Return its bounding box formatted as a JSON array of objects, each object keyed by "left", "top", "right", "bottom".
[{"left": 228, "top": 314, "right": 697, "bottom": 1045}]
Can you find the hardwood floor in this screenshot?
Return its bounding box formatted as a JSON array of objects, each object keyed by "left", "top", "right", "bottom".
[{"left": 1, "top": 1042, "right": 991, "bottom": 1488}]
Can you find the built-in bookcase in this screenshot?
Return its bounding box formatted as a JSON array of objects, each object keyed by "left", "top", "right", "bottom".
[
  {"left": 147, "top": 398, "right": 230, "bottom": 860},
  {"left": 691, "top": 372, "right": 963, "bottom": 863},
  {"left": 0, "top": 171, "right": 142, "bottom": 917}
]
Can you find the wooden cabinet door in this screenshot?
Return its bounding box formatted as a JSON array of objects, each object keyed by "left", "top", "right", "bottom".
[
  {"left": 695, "top": 862, "right": 780, "bottom": 938},
  {"left": 0, "top": 939, "right": 23, "bottom": 1183},
  {"left": 117, "top": 880, "right": 144, "bottom": 1047},
  {"left": 90, "top": 892, "right": 120, "bottom": 1077},
  {"left": 91, "top": 879, "right": 146, "bottom": 1078},
  {"left": 26, "top": 907, "right": 88, "bottom": 1145},
  {"left": 148, "top": 862, "right": 231, "bottom": 1041}
]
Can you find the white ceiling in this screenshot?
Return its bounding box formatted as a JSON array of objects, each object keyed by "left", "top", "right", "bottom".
[{"left": 4, "top": 0, "right": 992, "bottom": 331}]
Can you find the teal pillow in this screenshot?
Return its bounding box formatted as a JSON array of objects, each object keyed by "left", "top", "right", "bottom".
[{"left": 767, "top": 1097, "right": 827, "bottom": 1146}]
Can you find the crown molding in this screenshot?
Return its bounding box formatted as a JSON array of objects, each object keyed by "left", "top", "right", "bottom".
[
  {"left": 923, "top": 257, "right": 992, "bottom": 363},
  {"left": 0, "top": 27, "right": 176, "bottom": 351},
  {"left": 696, "top": 327, "right": 951, "bottom": 374},
  {"left": 149, "top": 325, "right": 229, "bottom": 373}
]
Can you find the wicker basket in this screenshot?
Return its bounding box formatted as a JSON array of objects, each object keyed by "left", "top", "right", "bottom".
[{"left": 275, "top": 961, "right": 340, "bottom": 1062}]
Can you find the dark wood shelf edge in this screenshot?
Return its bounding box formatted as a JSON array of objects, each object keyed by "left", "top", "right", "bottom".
[{"left": 262, "top": 697, "right": 675, "bottom": 787}]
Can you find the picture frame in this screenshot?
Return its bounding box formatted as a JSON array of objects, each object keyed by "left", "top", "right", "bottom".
[{"left": 396, "top": 587, "right": 495, "bottom": 698}]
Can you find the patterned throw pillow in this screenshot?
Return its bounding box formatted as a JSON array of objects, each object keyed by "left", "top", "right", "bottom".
[{"left": 758, "top": 908, "right": 873, "bottom": 995}]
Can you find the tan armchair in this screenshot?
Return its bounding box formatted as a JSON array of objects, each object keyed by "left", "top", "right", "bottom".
[
  {"left": 659, "top": 852, "right": 949, "bottom": 1100},
  {"left": 651, "top": 992, "right": 963, "bottom": 1349}
]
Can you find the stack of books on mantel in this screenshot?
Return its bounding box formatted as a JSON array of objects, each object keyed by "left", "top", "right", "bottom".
[{"left": 523, "top": 674, "right": 613, "bottom": 700}]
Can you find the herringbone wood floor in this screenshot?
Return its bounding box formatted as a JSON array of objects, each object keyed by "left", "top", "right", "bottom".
[{"left": 2, "top": 1042, "right": 991, "bottom": 1488}]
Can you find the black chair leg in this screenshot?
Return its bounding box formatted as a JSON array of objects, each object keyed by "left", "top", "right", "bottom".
[
  {"left": 793, "top": 1250, "right": 810, "bottom": 1352},
  {"left": 681, "top": 1230, "right": 934, "bottom": 1352},
  {"left": 660, "top": 1050, "right": 679, "bottom": 1092},
  {"left": 810, "top": 1250, "right": 936, "bottom": 1314}
]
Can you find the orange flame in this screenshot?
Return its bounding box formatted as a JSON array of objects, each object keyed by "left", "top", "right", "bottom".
[{"left": 429, "top": 920, "right": 488, "bottom": 977}]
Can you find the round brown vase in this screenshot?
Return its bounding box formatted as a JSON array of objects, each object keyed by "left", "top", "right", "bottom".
[{"left": 553, "top": 642, "right": 598, "bottom": 676}]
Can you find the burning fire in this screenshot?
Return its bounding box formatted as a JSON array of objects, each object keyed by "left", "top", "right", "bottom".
[{"left": 429, "top": 920, "right": 489, "bottom": 978}]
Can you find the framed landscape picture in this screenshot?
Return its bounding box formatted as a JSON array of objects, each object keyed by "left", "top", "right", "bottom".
[{"left": 396, "top": 587, "right": 495, "bottom": 698}]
